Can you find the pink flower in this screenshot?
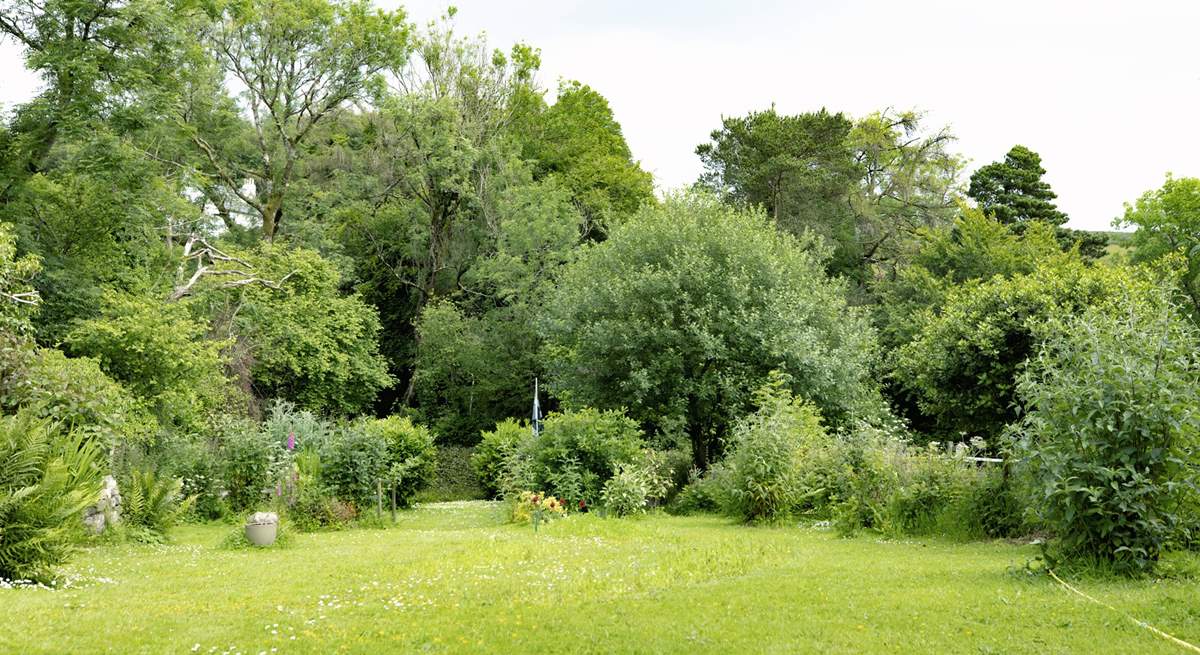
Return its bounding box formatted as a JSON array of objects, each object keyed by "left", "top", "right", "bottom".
[{"left": 286, "top": 432, "right": 296, "bottom": 451}]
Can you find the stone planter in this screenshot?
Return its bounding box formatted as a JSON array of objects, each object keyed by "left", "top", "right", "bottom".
[{"left": 245, "top": 512, "right": 279, "bottom": 546}]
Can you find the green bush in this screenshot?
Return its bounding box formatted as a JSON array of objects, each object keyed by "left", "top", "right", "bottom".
[
  {"left": 723, "top": 374, "right": 828, "bottom": 523},
  {"left": 262, "top": 400, "right": 334, "bottom": 454},
  {"left": 1014, "top": 293, "right": 1200, "bottom": 573},
  {"left": 118, "top": 469, "right": 195, "bottom": 540},
  {"left": 601, "top": 464, "right": 650, "bottom": 517},
  {"left": 362, "top": 416, "right": 438, "bottom": 509},
  {"left": 64, "top": 291, "right": 233, "bottom": 433},
  {"left": 895, "top": 259, "right": 1157, "bottom": 444},
  {"left": 0, "top": 412, "right": 104, "bottom": 584},
  {"left": 322, "top": 424, "right": 390, "bottom": 511},
  {"left": 473, "top": 419, "right": 529, "bottom": 498},
  {"left": 522, "top": 408, "right": 645, "bottom": 506},
  {"left": 219, "top": 418, "right": 282, "bottom": 512},
  {"left": 1, "top": 347, "right": 152, "bottom": 449}
]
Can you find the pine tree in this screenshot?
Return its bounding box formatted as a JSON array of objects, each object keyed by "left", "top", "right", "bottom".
[{"left": 968, "top": 145, "right": 1068, "bottom": 226}]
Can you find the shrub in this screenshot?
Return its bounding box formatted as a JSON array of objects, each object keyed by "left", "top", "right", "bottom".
[
  {"left": 0, "top": 412, "right": 104, "bottom": 584},
  {"left": 322, "top": 424, "right": 390, "bottom": 511},
  {"left": 262, "top": 400, "right": 334, "bottom": 454},
  {"left": 523, "top": 408, "right": 644, "bottom": 506},
  {"left": 894, "top": 260, "right": 1157, "bottom": 444},
  {"left": 219, "top": 418, "right": 282, "bottom": 512},
  {"left": 286, "top": 478, "right": 350, "bottom": 532},
  {"left": 669, "top": 464, "right": 732, "bottom": 515},
  {"left": 118, "top": 469, "right": 195, "bottom": 539},
  {"left": 1, "top": 347, "right": 153, "bottom": 449},
  {"left": 473, "top": 419, "right": 529, "bottom": 498},
  {"left": 723, "top": 374, "right": 828, "bottom": 523},
  {"left": 362, "top": 416, "right": 438, "bottom": 509},
  {"left": 601, "top": 464, "right": 650, "bottom": 517},
  {"left": 1013, "top": 293, "right": 1200, "bottom": 573},
  {"left": 64, "top": 291, "right": 233, "bottom": 433}
]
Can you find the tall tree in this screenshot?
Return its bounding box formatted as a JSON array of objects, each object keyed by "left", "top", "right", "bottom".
[
  {"left": 517, "top": 80, "right": 654, "bottom": 239},
  {"left": 967, "top": 145, "right": 1067, "bottom": 226},
  {"left": 696, "top": 108, "right": 959, "bottom": 282},
  {"left": 183, "top": 0, "right": 410, "bottom": 241}
]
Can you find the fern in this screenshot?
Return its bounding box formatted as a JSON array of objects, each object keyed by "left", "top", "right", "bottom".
[
  {"left": 0, "top": 411, "right": 103, "bottom": 584},
  {"left": 119, "top": 469, "right": 195, "bottom": 536}
]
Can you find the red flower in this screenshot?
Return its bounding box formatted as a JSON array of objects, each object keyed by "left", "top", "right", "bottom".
[{"left": 578, "top": 499, "right": 586, "bottom": 510}]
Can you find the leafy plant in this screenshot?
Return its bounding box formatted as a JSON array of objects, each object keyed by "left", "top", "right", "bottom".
[
  {"left": 362, "top": 416, "right": 437, "bottom": 509},
  {"left": 118, "top": 468, "right": 195, "bottom": 538},
  {"left": 600, "top": 464, "right": 650, "bottom": 517},
  {"left": 321, "top": 424, "right": 389, "bottom": 510},
  {"left": 1014, "top": 292, "right": 1200, "bottom": 573},
  {"left": 473, "top": 419, "right": 529, "bottom": 498},
  {"left": 723, "top": 373, "right": 827, "bottom": 523},
  {"left": 0, "top": 412, "right": 103, "bottom": 584},
  {"left": 522, "top": 408, "right": 644, "bottom": 506}
]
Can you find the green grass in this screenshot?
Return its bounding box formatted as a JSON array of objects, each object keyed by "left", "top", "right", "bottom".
[{"left": 3, "top": 502, "right": 1199, "bottom": 654}]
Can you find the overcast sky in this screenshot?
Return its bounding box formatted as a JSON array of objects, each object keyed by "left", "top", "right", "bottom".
[{"left": 3, "top": 0, "right": 1197, "bottom": 230}]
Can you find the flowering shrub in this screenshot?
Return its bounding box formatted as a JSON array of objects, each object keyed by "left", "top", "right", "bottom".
[{"left": 510, "top": 491, "right": 567, "bottom": 530}]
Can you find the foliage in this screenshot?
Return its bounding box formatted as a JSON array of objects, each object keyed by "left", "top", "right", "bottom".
[
  {"left": 473, "top": 419, "right": 530, "bottom": 499},
  {"left": 218, "top": 418, "right": 283, "bottom": 512},
  {"left": 411, "top": 180, "right": 580, "bottom": 443},
  {"left": 118, "top": 469, "right": 195, "bottom": 538},
  {"left": 1118, "top": 174, "right": 1200, "bottom": 318},
  {"left": 192, "top": 0, "right": 411, "bottom": 241},
  {"left": 2, "top": 347, "right": 152, "bottom": 449},
  {"left": 361, "top": 416, "right": 437, "bottom": 509},
  {"left": 894, "top": 259, "right": 1157, "bottom": 443},
  {"left": 197, "top": 245, "right": 394, "bottom": 415},
  {"left": 874, "top": 207, "right": 1064, "bottom": 350},
  {"left": 697, "top": 108, "right": 959, "bottom": 282},
  {"left": 517, "top": 80, "right": 655, "bottom": 237},
  {"left": 722, "top": 374, "right": 828, "bottom": 523},
  {"left": 64, "top": 292, "right": 232, "bottom": 433},
  {"left": 968, "top": 145, "right": 1067, "bottom": 226},
  {"left": 1013, "top": 292, "right": 1200, "bottom": 573},
  {"left": 543, "top": 193, "right": 881, "bottom": 469},
  {"left": 601, "top": 464, "right": 651, "bottom": 517},
  {"left": 321, "top": 424, "right": 390, "bottom": 511},
  {"left": 0, "top": 412, "right": 103, "bottom": 584},
  {"left": 521, "top": 408, "right": 645, "bottom": 506}
]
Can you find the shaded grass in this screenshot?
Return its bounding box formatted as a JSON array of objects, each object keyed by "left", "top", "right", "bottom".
[{"left": 3, "top": 502, "right": 1199, "bottom": 654}]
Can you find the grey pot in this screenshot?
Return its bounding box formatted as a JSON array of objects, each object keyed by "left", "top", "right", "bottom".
[{"left": 245, "top": 521, "right": 277, "bottom": 546}]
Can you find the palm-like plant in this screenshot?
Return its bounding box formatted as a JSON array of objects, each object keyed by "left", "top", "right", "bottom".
[
  {"left": 120, "top": 469, "right": 195, "bottom": 536},
  {"left": 0, "top": 412, "right": 103, "bottom": 584}
]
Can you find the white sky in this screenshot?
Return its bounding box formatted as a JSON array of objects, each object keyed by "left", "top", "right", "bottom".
[{"left": 3, "top": 0, "right": 1198, "bottom": 230}]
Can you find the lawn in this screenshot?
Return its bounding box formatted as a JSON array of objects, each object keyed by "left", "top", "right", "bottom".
[{"left": 4, "top": 502, "right": 1199, "bottom": 654}]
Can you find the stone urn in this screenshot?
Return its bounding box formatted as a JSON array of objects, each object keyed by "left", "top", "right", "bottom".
[{"left": 245, "top": 512, "right": 279, "bottom": 546}]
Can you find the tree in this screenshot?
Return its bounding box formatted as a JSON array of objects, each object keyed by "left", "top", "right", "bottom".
[
  {"left": 412, "top": 179, "right": 581, "bottom": 443},
  {"left": 697, "top": 107, "right": 862, "bottom": 276},
  {"left": 518, "top": 80, "right": 654, "bottom": 238},
  {"left": 194, "top": 245, "right": 394, "bottom": 415},
  {"left": 0, "top": 0, "right": 193, "bottom": 188},
  {"left": 967, "top": 145, "right": 1067, "bottom": 226},
  {"left": 894, "top": 259, "right": 1158, "bottom": 444},
  {"left": 186, "top": 0, "right": 410, "bottom": 241},
  {"left": 1118, "top": 175, "right": 1200, "bottom": 317},
  {"left": 697, "top": 108, "right": 960, "bottom": 282},
  {"left": 542, "top": 193, "right": 881, "bottom": 469},
  {"left": 333, "top": 18, "right": 542, "bottom": 406}
]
